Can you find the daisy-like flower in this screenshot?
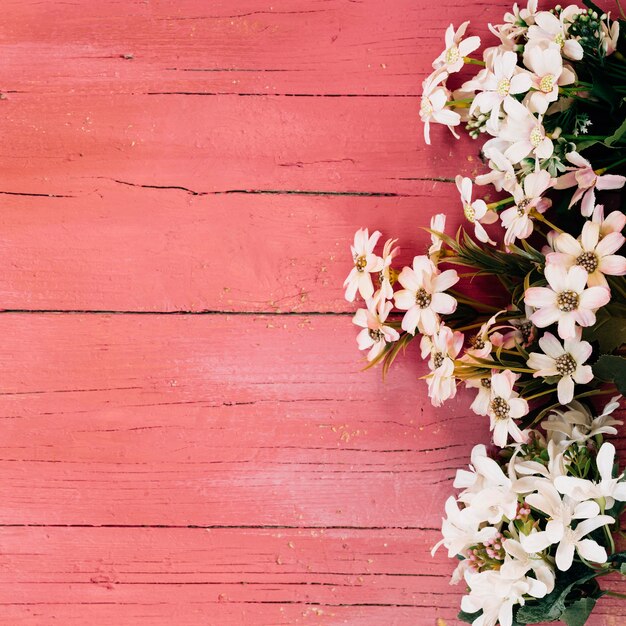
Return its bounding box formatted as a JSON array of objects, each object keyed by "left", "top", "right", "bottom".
[
  {"left": 526, "top": 330, "right": 593, "bottom": 404},
  {"left": 523, "top": 44, "right": 576, "bottom": 114},
  {"left": 432, "top": 21, "right": 481, "bottom": 74},
  {"left": 475, "top": 147, "right": 517, "bottom": 194},
  {"left": 469, "top": 50, "right": 532, "bottom": 132},
  {"left": 554, "top": 152, "right": 626, "bottom": 217},
  {"left": 527, "top": 7, "right": 585, "bottom": 61},
  {"left": 591, "top": 205, "right": 626, "bottom": 238},
  {"left": 500, "top": 169, "right": 553, "bottom": 246},
  {"left": 491, "top": 305, "right": 536, "bottom": 349},
  {"left": 524, "top": 264, "right": 611, "bottom": 339},
  {"left": 547, "top": 220, "right": 626, "bottom": 287},
  {"left": 343, "top": 228, "right": 383, "bottom": 302},
  {"left": 428, "top": 213, "right": 446, "bottom": 262},
  {"left": 353, "top": 298, "right": 400, "bottom": 362},
  {"left": 520, "top": 482, "right": 613, "bottom": 571},
  {"left": 488, "top": 370, "right": 529, "bottom": 447},
  {"left": 555, "top": 442, "right": 626, "bottom": 509},
  {"left": 501, "top": 536, "right": 555, "bottom": 595},
  {"left": 420, "top": 69, "right": 461, "bottom": 145},
  {"left": 394, "top": 256, "right": 458, "bottom": 335},
  {"left": 542, "top": 397, "right": 623, "bottom": 447},
  {"left": 466, "top": 373, "right": 494, "bottom": 416},
  {"left": 377, "top": 238, "right": 400, "bottom": 300},
  {"left": 499, "top": 97, "right": 553, "bottom": 163},
  {"left": 455, "top": 176, "right": 498, "bottom": 244},
  {"left": 420, "top": 325, "right": 464, "bottom": 406}
]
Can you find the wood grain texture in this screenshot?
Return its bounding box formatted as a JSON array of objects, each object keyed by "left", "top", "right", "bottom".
[{"left": 1, "top": 0, "right": 624, "bottom": 625}]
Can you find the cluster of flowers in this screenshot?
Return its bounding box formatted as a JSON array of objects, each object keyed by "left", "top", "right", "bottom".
[{"left": 344, "top": 1, "right": 626, "bottom": 624}]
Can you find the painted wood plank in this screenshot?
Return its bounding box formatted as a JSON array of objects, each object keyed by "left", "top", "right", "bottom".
[
  {"left": 0, "top": 184, "right": 479, "bottom": 313},
  {"left": 0, "top": 0, "right": 509, "bottom": 97},
  {"left": 1, "top": 527, "right": 625, "bottom": 625}
]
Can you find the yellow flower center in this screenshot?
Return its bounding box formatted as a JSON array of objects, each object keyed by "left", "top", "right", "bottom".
[
  {"left": 420, "top": 97, "right": 433, "bottom": 116},
  {"left": 555, "top": 32, "right": 565, "bottom": 48},
  {"left": 539, "top": 74, "right": 555, "bottom": 93},
  {"left": 530, "top": 126, "right": 544, "bottom": 147},
  {"left": 446, "top": 46, "right": 460, "bottom": 65},
  {"left": 497, "top": 78, "right": 511, "bottom": 97},
  {"left": 464, "top": 203, "right": 476, "bottom": 223}
]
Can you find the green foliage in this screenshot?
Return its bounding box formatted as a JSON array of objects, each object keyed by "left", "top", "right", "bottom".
[
  {"left": 458, "top": 609, "right": 481, "bottom": 624},
  {"left": 561, "top": 597, "right": 599, "bottom": 626},
  {"left": 592, "top": 355, "right": 626, "bottom": 395},
  {"left": 515, "top": 562, "right": 601, "bottom": 624},
  {"left": 583, "top": 305, "right": 626, "bottom": 353}
]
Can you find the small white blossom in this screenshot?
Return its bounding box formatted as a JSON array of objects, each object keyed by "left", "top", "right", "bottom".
[
  {"left": 488, "top": 370, "right": 529, "bottom": 447},
  {"left": 433, "top": 21, "right": 481, "bottom": 74},
  {"left": 344, "top": 228, "right": 383, "bottom": 301},
  {"left": 352, "top": 298, "right": 400, "bottom": 362}
]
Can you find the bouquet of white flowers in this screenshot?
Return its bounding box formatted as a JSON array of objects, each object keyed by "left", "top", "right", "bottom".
[{"left": 343, "top": 1, "right": 626, "bottom": 623}]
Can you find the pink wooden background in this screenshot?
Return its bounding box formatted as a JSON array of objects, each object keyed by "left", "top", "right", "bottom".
[{"left": 0, "top": 1, "right": 624, "bottom": 624}]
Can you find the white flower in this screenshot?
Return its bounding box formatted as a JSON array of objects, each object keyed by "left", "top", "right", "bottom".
[
  {"left": 428, "top": 213, "right": 446, "bottom": 261},
  {"left": 547, "top": 220, "right": 626, "bottom": 288},
  {"left": 542, "top": 397, "right": 623, "bottom": 447},
  {"left": 420, "top": 325, "right": 463, "bottom": 406},
  {"left": 420, "top": 69, "right": 461, "bottom": 145},
  {"left": 522, "top": 44, "right": 576, "bottom": 114},
  {"left": 488, "top": 370, "right": 529, "bottom": 447},
  {"left": 470, "top": 50, "right": 532, "bottom": 132},
  {"left": 352, "top": 298, "right": 400, "bottom": 362},
  {"left": 555, "top": 442, "right": 626, "bottom": 510},
  {"left": 475, "top": 147, "right": 518, "bottom": 194},
  {"left": 526, "top": 330, "right": 593, "bottom": 404},
  {"left": 377, "top": 238, "right": 400, "bottom": 300},
  {"left": 433, "top": 21, "right": 481, "bottom": 74},
  {"left": 343, "top": 228, "right": 383, "bottom": 301},
  {"left": 524, "top": 264, "right": 611, "bottom": 339},
  {"left": 455, "top": 176, "right": 498, "bottom": 244},
  {"left": 520, "top": 482, "right": 613, "bottom": 570},
  {"left": 431, "top": 496, "right": 498, "bottom": 558},
  {"left": 501, "top": 537, "right": 555, "bottom": 594},
  {"left": 499, "top": 98, "right": 553, "bottom": 163},
  {"left": 600, "top": 17, "right": 620, "bottom": 56},
  {"left": 554, "top": 152, "right": 626, "bottom": 217},
  {"left": 527, "top": 7, "right": 585, "bottom": 61},
  {"left": 513, "top": 440, "right": 566, "bottom": 493},
  {"left": 394, "top": 256, "right": 458, "bottom": 335},
  {"left": 501, "top": 0, "right": 539, "bottom": 39},
  {"left": 466, "top": 374, "right": 494, "bottom": 416},
  {"left": 592, "top": 205, "right": 626, "bottom": 238},
  {"left": 500, "top": 169, "right": 553, "bottom": 245},
  {"left": 461, "top": 568, "right": 546, "bottom": 626}
]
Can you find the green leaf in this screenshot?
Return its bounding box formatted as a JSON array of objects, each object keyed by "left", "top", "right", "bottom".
[
  {"left": 605, "top": 116, "right": 626, "bottom": 147},
  {"left": 592, "top": 355, "right": 626, "bottom": 395},
  {"left": 561, "top": 597, "right": 598, "bottom": 626},
  {"left": 516, "top": 563, "right": 599, "bottom": 623},
  {"left": 458, "top": 609, "right": 481, "bottom": 624},
  {"left": 583, "top": 306, "right": 626, "bottom": 353}
]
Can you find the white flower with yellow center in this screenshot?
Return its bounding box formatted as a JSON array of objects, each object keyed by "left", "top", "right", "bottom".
[
  {"left": 455, "top": 176, "right": 498, "bottom": 245},
  {"left": 499, "top": 98, "right": 553, "bottom": 163},
  {"left": 432, "top": 21, "right": 481, "bottom": 74}
]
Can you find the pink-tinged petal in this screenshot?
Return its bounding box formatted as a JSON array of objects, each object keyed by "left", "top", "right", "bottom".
[
  {"left": 358, "top": 272, "right": 375, "bottom": 299},
  {"left": 398, "top": 267, "right": 421, "bottom": 291},
  {"left": 581, "top": 222, "right": 600, "bottom": 252},
  {"left": 433, "top": 109, "right": 462, "bottom": 126},
  {"left": 367, "top": 341, "right": 386, "bottom": 362},
  {"left": 554, "top": 171, "right": 577, "bottom": 189},
  {"left": 431, "top": 292, "right": 457, "bottom": 315},
  {"left": 557, "top": 313, "right": 577, "bottom": 339},
  {"left": 352, "top": 309, "right": 369, "bottom": 329},
  {"left": 458, "top": 36, "right": 481, "bottom": 57},
  {"left": 587, "top": 270, "right": 608, "bottom": 288},
  {"left": 554, "top": 233, "right": 582, "bottom": 257},
  {"left": 567, "top": 338, "right": 592, "bottom": 363},
  {"left": 596, "top": 442, "right": 616, "bottom": 482},
  {"left": 366, "top": 230, "right": 382, "bottom": 254},
  {"left": 531, "top": 305, "right": 561, "bottom": 328},
  {"left": 599, "top": 254, "right": 626, "bottom": 276},
  {"left": 491, "top": 372, "right": 512, "bottom": 399},
  {"left": 565, "top": 265, "right": 588, "bottom": 293},
  {"left": 401, "top": 306, "right": 420, "bottom": 334},
  {"left": 555, "top": 538, "right": 576, "bottom": 571},
  {"left": 573, "top": 307, "right": 596, "bottom": 328},
  {"left": 538, "top": 332, "right": 564, "bottom": 359},
  {"left": 527, "top": 352, "right": 557, "bottom": 375},
  {"left": 344, "top": 274, "right": 359, "bottom": 302},
  {"left": 508, "top": 397, "right": 529, "bottom": 419},
  {"left": 419, "top": 307, "right": 439, "bottom": 335},
  {"left": 354, "top": 229, "right": 367, "bottom": 252},
  {"left": 563, "top": 38, "right": 584, "bottom": 61},
  {"left": 596, "top": 232, "right": 626, "bottom": 257},
  {"left": 492, "top": 419, "right": 509, "bottom": 447},
  {"left": 603, "top": 210, "right": 626, "bottom": 234},
  {"left": 596, "top": 173, "right": 626, "bottom": 191},
  {"left": 356, "top": 328, "right": 375, "bottom": 351},
  {"left": 381, "top": 326, "right": 400, "bottom": 342},
  {"left": 433, "top": 269, "right": 459, "bottom": 293},
  {"left": 535, "top": 137, "right": 554, "bottom": 160},
  {"left": 544, "top": 263, "right": 568, "bottom": 292},
  {"left": 557, "top": 376, "right": 575, "bottom": 405},
  {"left": 500, "top": 50, "right": 518, "bottom": 78},
  {"left": 505, "top": 140, "right": 532, "bottom": 164},
  {"left": 423, "top": 120, "right": 431, "bottom": 145},
  {"left": 394, "top": 289, "right": 416, "bottom": 311},
  {"left": 569, "top": 186, "right": 585, "bottom": 209},
  {"left": 566, "top": 151, "right": 590, "bottom": 168},
  {"left": 576, "top": 539, "right": 607, "bottom": 564},
  {"left": 572, "top": 364, "right": 593, "bottom": 385},
  {"left": 581, "top": 188, "right": 596, "bottom": 217},
  {"left": 579, "top": 286, "right": 610, "bottom": 310},
  {"left": 510, "top": 72, "right": 532, "bottom": 94},
  {"left": 525, "top": 287, "right": 557, "bottom": 308}
]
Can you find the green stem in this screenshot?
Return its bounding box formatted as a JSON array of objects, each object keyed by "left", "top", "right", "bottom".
[
  {"left": 487, "top": 196, "right": 515, "bottom": 210},
  {"left": 532, "top": 211, "right": 563, "bottom": 234},
  {"left": 597, "top": 155, "right": 626, "bottom": 174},
  {"left": 525, "top": 388, "right": 557, "bottom": 401},
  {"left": 449, "top": 292, "right": 501, "bottom": 313},
  {"left": 463, "top": 57, "right": 485, "bottom": 67},
  {"left": 605, "top": 590, "right": 626, "bottom": 600}
]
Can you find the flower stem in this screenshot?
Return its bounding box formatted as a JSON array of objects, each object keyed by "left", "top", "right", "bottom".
[
  {"left": 531, "top": 211, "right": 563, "bottom": 234},
  {"left": 524, "top": 388, "right": 557, "bottom": 401},
  {"left": 487, "top": 197, "right": 515, "bottom": 210},
  {"left": 596, "top": 155, "right": 626, "bottom": 174},
  {"left": 449, "top": 291, "right": 501, "bottom": 313},
  {"left": 605, "top": 590, "right": 626, "bottom": 600},
  {"left": 463, "top": 57, "right": 485, "bottom": 67}
]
